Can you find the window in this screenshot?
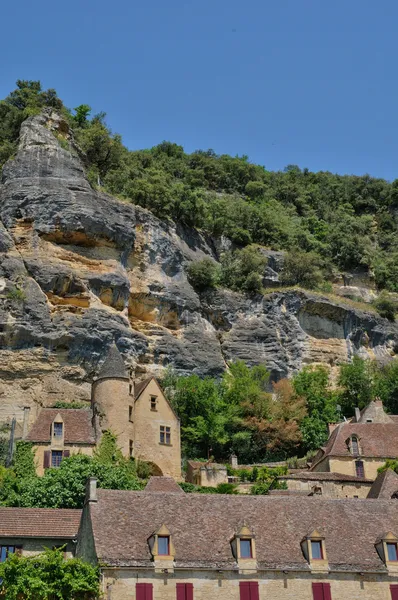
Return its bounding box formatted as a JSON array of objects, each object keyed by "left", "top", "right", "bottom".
[
  {"left": 160, "top": 425, "right": 171, "bottom": 445},
  {"left": 240, "top": 539, "right": 252, "bottom": 559},
  {"left": 129, "top": 406, "right": 133, "bottom": 422},
  {"left": 366, "top": 419, "right": 373, "bottom": 422},
  {"left": 0, "top": 546, "right": 19, "bottom": 563},
  {"left": 51, "top": 450, "right": 63, "bottom": 468},
  {"left": 176, "top": 583, "right": 194, "bottom": 600},
  {"left": 239, "top": 582, "right": 259, "bottom": 600},
  {"left": 387, "top": 543, "right": 398, "bottom": 562},
  {"left": 311, "top": 540, "right": 323, "bottom": 560},
  {"left": 312, "top": 583, "right": 332, "bottom": 600},
  {"left": 53, "top": 422, "right": 63, "bottom": 438},
  {"left": 150, "top": 396, "right": 157, "bottom": 411},
  {"left": 355, "top": 460, "right": 365, "bottom": 478},
  {"left": 351, "top": 436, "right": 359, "bottom": 455},
  {"left": 136, "top": 583, "right": 153, "bottom": 600},
  {"left": 158, "top": 536, "right": 170, "bottom": 555},
  {"left": 129, "top": 439, "right": 134, "bottom": 458}
]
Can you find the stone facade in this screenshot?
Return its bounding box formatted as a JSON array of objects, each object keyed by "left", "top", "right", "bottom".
[
  {"left": 279, "top": 473, "right": 373, "bottom": 498},
  {"left": 186, "top": 460, "right": 228, "bottom": 487},
  {"left": 100, "top": 569, "right": 398, "bottom": 600}
]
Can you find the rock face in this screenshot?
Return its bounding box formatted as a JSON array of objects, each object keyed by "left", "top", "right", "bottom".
[{"left": 1, "top": 112, "right": 398, "bottom": 416}]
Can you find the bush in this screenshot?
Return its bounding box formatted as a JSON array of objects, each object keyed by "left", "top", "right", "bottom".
[
  {"left": 373, "top": 291, "right": 397, "bottom": 321},
  {"left": 187, "top": 258, "right": 220, "bottom": 291},
  {"left": 280, "top": 250, "right": 324, "bottom": 289}
]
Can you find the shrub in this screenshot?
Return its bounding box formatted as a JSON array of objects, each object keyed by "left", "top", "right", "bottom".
[
  {"left": 280, "top": 250, "right": 324, "bottom": 289},
  {"left": 6, "top": 287, "right": 26, "bottom": 302},
  {"left": 187, "top": 258, "right": 220, "bottom": 291},
  {"left": 373, "top": 291, "right": 397, "bottom": 321}
]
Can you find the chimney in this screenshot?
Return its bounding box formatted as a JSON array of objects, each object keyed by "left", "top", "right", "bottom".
[
  {"left": 354, "top": 407, "right": 361, "bottom": 423},
  {"left": 22, "top": 407, "right": 31, "bottom": 439},
  {"left": 230, "top": 453, "right": 238, "bottom": 468},
  {"left": 86, "top": 477, "right": 98, "bottom": 503}
]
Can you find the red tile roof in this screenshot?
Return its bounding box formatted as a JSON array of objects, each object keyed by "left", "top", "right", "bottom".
[
  {"left": 280, "top": 472, "right": 373, "bottom": 483},
  {"left": 89, "top": 488, "right": 398, "bottom": 571},
  {"left": 0, "top": 508, "right": 81, "bottom": 539},
  {"left": 311, "top": 422, "right": 398, "bottom": 469},
  {"left": 145, "top": 476, "right": 184, "bottom": 494},
  {"left": 367, "top": 469, "right": 398, "bottom": 499},
  {"left": 26, "top": 409, "right": 95, "bottom": 444}
]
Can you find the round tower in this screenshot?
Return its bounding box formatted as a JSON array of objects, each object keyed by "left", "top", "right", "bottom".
[{"left": 92, "top": 344, "right": 134, "bottom": 457}]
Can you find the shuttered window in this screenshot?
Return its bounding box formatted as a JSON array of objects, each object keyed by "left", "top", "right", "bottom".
[
  {"left": 136, "top": 583, "right": 153, "bottom": 600},
  {"left": 176, "top": 583, "right": 193, "bottom": 600},
  {"left": 239, "top": 581, "right": 259, "bottom": 600},
  {"left": 391, "top": 584, "right": 398, "bottom": 600},
  {"left": 312, "top": 582, "right": 332, "bottom": 600},
  {"left": 44, "top": 450, "right": 69, "bottom": 469}
]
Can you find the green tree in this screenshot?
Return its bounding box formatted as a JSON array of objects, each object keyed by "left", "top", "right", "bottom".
[
  {"left": 73, "top": 104, "right": 91, "bottom": 127},
  {"left": 0, "top": 547, "right": 99, "bottom": 600},
  {"left": 338, "top": 356, "right": 374, "bottom": 416},
  {"left": 187, "top": 258, "right": 220, "bottom": 291}
]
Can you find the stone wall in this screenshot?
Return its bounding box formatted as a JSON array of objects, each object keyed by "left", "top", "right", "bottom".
[
  {"left": 33, "top": 443, "right": 94, "bottom": 476},
  {"left": 0, "top": 537, "right": 75, "bottom": 558},
  {"left": 281, "top": 477, "right": 372, "bottom": 498},
  {"left": 101, "top": 568, "right": 398, "bottom": 600}
]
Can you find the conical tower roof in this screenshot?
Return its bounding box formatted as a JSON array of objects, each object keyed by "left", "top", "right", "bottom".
[{"left": 96, "top": 344, "right": 128, "bottom": 381}]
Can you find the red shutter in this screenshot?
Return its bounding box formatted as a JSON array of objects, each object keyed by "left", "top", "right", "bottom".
[
  {"left": 43, "top": 450, "right": 50, "bottom": 469},
  {"left": 176, "top": 584, "right": 186, "bottom": 600},
  {"left": 136, "top": 583, "right": 153, "bottom": 600},
  {"left": 391, "top": 585, "right": 398, "bottom": 600},
  {"left": 185, "top": 583, "right": 193, "bottom": 600},
  {"left": 322, "top": 583, "right": 332, "bottom": 600},
  {"left": 249, "top": 582, "right": 259, "bottom": 600},
  {"left": 176, "top": 584, "right": 193, "bottom": 600},
  {"left": 240, "top": 582, "right": 251, "bottom": 600},
  {"left": 312, "top": 583, "right": 324, "bottom": 600},
  {"left": 63, "top": 450, "right": 70, "bottom": 458}
]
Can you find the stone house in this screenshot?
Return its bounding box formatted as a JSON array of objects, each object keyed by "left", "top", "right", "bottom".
[
  {"left": 277, "top": 471, "right": 373, "bottom": 499},
  {"left": 25, "top": 408, "right": 96, "bottom": 476},
  {"left": 310, "top": 400, "right": 398, "bottom": 480},
  {"left": 0, "top": 507, "right": 81, "bottom": 561},
  {"left": 76, "top": 476, "right": 398, "bottom": 600},
  {"left": 186, "top": 460, "right": 228, "bottom": 487},
  {"left": 25, "top": 345, "right": 181, "bottom": 479}
]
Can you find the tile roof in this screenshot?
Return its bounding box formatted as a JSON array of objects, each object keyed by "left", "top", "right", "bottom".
[
  {"left": 97, "top": 344, "right": 128, "bottom": 380},
  {"left": 26, "top": 409, "right": 95, "bottom": 444},
  {"left": 134, "top": 377, "right": 153, "bottom": 399},
  {"left": 311, "top": 422, "right": 398, "bottom": 468},
  {"left": 280, "top": 472, "right": 373, "bottom": 483},
  {"left": 145, "top": 476, "right": 184, "bottom": 494},
  {"left": 0, "top": 508, "right": 81, "bottom": 539},
  {"left": 367, "top": 469, "right": 398, "bottom": 499},
  {"left": 89, "top": 487, "right": 398, "bottom": 571}
]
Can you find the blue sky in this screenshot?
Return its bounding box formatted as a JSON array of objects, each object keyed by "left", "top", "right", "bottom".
[{"left": 1, "top": 0, "right": 398, "bottom": 180}]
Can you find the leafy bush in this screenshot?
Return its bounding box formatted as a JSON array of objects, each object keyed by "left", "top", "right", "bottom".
[
  {"left": 280, "top": 250, "right": 324, "bottom": 289},
  {"left": 51, "top": 401, "right": 87, "bottom": 409},
  {"left": 373, "top": 291, "right": 397, "bottom": 321},
  {"left": 220, "top": 245, "right": 266, "bottom": 293},
  {"left": 0, "top": 548, "right": 99, "bottom": 600},
  {"left": 187, "top": 258, "right": 220, "bottom": 290}
]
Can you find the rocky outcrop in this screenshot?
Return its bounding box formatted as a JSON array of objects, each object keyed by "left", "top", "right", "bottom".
[{"left": 1, "top": 112, "right": 398, "bottom": 413}]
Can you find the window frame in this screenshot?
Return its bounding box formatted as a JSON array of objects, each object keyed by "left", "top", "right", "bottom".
[
  {"left": 150, "top": 395, "right": 157, "bottom": 411},
  {"left": 387, "top": 542, "right": 398, "bottom": 562},
  {"left": 0, "top": 545, "right": 21, "bottom": 563},
  {"left": 311, "top": 540, "right": 324, "bottom": 560},
  {"left": 53, "top": 422, "right": 63, "bottom": 439},
  {"left": 160, "top": 425, "right": 171, "bottom": 445},
  {"left": 240, "top": 538, "right": 253, "bottom": 559},
  {"left": 157, "top": 535, "right": 170, "bottom": 556},
  {"left": 355, "top": 460, "right": 365, "bottom": 478},
  {"left": 51, "top": 450, "right": 63, "bottom": 468},
  {"left": 351, "top": 435, "right": 359, "bottom": 456}
]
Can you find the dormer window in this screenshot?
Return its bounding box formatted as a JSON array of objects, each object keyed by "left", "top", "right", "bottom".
[
  {"left": 150, "top": 396, "right": 157, "bottom": 411},
  {"left": 387, "top": 543, "right": 398, "bottom": 562},
  {"left": 240, "top": 539, "right": 252, "bottom": 559},
  {"left": 53, "top": 422, "right": 63, "bottom": 438},
  {"left": 311, "top": 540, "right": 323, "bottom": 560},
  {"left": 157, "top": 536, "right": 170, "bottom": 556},
  {"left": 350, "top": 435, "right": 359, "bottom": 456},
  {"left": 375, "top": 532, "right": 398, "bottom": 571}
]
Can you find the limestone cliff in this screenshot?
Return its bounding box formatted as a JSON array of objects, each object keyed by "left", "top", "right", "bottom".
[{"left": 1, "top": 112, "right": 398, "bottom": 423}]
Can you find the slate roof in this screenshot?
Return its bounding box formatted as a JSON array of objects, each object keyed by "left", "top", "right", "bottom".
[
  {"left": 367, "top": 469, "right": 398, "bottom": 499},
  {"left": 280, "top": 472, "right": 373, "bottom": 483},
  {"left": 26, "top": 409, "right": 95, "bottom": 444},
  {"left": 145, "top": 476, "right": 184, "bottom": 494},
  {"left": 0, "top": 508, "right": 81, "bottom": 539},
  {"left": 97, "top": 344, "right": 128, "bottom": 380},
  {"left": 88, "top": 487, "right": 398, "bottom": 571},
  {"left": 311, "top": 422, "right": 398, "bottom": 469}
]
